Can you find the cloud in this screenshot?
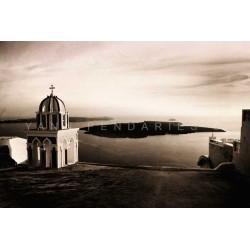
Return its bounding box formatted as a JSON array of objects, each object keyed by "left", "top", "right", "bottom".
[
  {"left": 185, "top": 73, "right": 250, "bottom": 89},
  {"left": 226, "top": 74, "right": 249, "bottom": 82},
  {"left": 25, "top": 64, "right": 45, "bottom": 71},
  {"left": 2, "top": 41, "right": 250, "bottom": 119},
  {"left": 199, "top": 58, "right": 250, "bottom": 66}
]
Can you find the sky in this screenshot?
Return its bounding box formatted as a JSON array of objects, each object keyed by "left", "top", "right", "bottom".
[{"left": 1, "top": 41, "right": 250, "bottom": 127}]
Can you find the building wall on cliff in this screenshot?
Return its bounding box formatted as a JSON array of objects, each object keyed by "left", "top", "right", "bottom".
[
  {"left": 238, "top": 111, "right": 250, "bottom": 175},
  {"left": 233, "top": 141, "right": 240, "bottom": 170},
  {"left": 0, "top": 137, "right": 27, "bottom": 164},
  {"left": 209, "top": 142, "right": 233, "bottom": 168}
]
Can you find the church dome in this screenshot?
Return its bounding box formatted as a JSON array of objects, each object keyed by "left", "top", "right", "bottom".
[
  {"left": 36, "top": 85, "right": 69, "bottom": 131},
  {"left": 39, "top": 95, "right": 66, "bottom": 112}
]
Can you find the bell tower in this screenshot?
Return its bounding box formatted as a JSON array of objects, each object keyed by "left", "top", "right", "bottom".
[{"left": 26, "top": 85, "right": 79, "bottom": 168}]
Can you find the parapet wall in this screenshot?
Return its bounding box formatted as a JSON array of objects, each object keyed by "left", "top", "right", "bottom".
[{"left": 209, "top": 140, "right": 233, "bottom": 168}]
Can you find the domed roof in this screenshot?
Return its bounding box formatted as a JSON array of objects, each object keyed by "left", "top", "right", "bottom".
[
  {"left": 39, "top": 85, "right": 66, "bottom": 112},
  {"left": 39, "top": 95, "right": 66, "bottom": 112}
]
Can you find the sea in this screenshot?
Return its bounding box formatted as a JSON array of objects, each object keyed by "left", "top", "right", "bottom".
[{"left": 0, "top": 117, "right": 241, "bottom": 168}]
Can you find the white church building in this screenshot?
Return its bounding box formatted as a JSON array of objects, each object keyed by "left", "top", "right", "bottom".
[{"left": 26, "top": 85, "right": 79, "bottom": 168}]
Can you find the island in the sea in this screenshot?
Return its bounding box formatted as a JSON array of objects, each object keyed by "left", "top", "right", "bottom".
[{"left": 81, "top": 120, "right": 225, "bottom": 138}]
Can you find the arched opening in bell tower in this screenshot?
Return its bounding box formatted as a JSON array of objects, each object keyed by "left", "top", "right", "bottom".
[
  {"left": 32, "top": 139, "right": 41, "bottom": 166},
  {"left": 43, "top": 139, "right": 52, "bottom": 167},
  {"left": 63, "top": 139, "right": 68, "bottom": 166},
  {"left": 68, "top": 138, "right": 75, "bottom": 164}
]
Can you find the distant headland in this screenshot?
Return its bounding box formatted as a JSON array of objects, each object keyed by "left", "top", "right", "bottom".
[
  {"left": 81, "top": 120, "right": 225, "bottom": 138},
  {"left": 0, "top": 116, "right": 113, "bottom": 124}
]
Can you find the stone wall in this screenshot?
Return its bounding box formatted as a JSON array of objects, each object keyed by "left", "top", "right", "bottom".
[{"left": 209, "top": 142, "right": 233, "bottom": 168}]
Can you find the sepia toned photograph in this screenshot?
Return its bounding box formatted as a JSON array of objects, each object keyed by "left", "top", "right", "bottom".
[{"left": 1, "top": 41, "right": 250, "bottom": 207}]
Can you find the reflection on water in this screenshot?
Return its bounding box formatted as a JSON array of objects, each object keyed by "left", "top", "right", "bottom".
[{"left": 0, "top": 120, "right": 240, "bottom": 168}]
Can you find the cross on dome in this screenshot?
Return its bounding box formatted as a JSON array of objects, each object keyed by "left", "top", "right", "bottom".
[{"left": 49, "top": 84, "right": 55, "bottom": 96}]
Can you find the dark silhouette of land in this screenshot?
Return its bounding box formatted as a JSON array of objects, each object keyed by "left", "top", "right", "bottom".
[
  {"left": 81, "top": 121, "right": 225, "bottom": 138},
  {"left": 0, "top": 116, "right": 112, "bottom": 124}
]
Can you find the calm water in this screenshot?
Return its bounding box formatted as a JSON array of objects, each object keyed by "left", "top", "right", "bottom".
[{"left": 0, "top": 120, "right": 241, "bottom": 168}]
